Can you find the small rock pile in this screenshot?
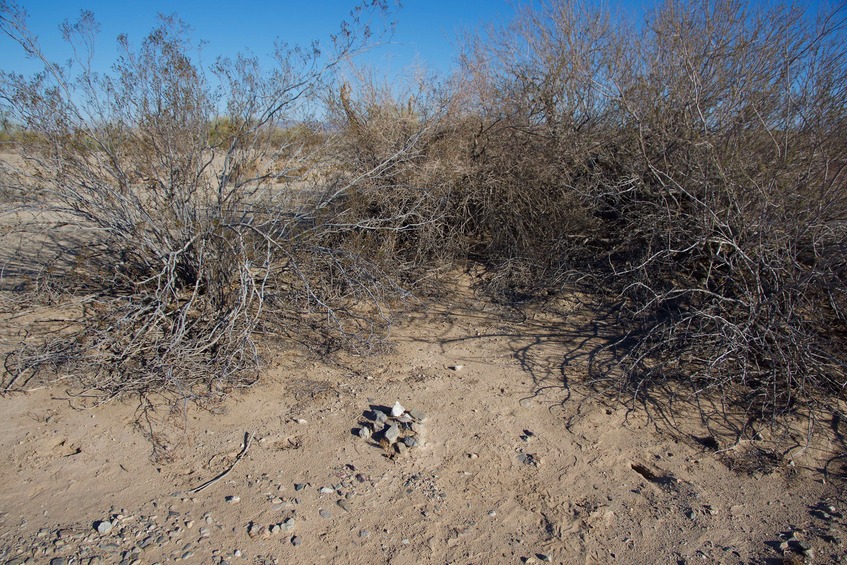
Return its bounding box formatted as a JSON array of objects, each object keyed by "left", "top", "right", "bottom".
[{"left": 356, "top": 401, "right": 426, "bottom": 456}]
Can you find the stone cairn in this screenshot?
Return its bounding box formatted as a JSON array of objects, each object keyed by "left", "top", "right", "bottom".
[{"left": 355, "top": 401, "right": 426, "bottom": 457}]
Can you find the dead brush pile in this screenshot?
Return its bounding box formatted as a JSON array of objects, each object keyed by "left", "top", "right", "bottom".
[
  {"left": 0, "top": 2, "right": 403, "bottom": 402},
  {"left": 460, "top": 0, "right": 847, "bottom": 420},
  {"left": 331, "top": 1, "right": 847, "bottom": 424}
]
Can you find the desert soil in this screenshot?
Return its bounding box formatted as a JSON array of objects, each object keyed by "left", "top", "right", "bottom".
[{"left": 1, "top": 288, "right": 846, "bottom": 565}]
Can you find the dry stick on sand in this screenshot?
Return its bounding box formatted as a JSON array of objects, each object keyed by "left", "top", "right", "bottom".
[{"left": 187, "top": 432, "right": 254, "bottom": 494}]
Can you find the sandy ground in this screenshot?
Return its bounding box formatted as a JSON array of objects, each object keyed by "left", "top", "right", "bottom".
[{"left": 1, "top": 291, "right": 846, "bottom": 564}]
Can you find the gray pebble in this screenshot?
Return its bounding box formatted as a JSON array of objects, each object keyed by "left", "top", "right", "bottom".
[
  {"left": 384, "top": 425, "right": 400, "bottom": 444},
  {"left": 319, "top": 509, "right": 332, "bottom": 519},
  {"left": 373, "top": 410, "right": 388, "bottom": 423},
  {"left": 337, "top": 499, "right": 352, "bottom": 512},
  {"left": 294, "top": 483, "right": 306, "bottom": 491},
  {"left": 359, "top": 529, "right": 370, "bottom": 538},
  {"left": 96, "top": 520, "right": 113, "bottom": 535},
  {"left": 403, "top": 436, "right": 418, "bottom": 448},
  {"left": 408, "top": 409, "right": 426, "bottom": 421},
  {"left": 247, "top": 523, "right": 264, "bottom": 538},
  {"left": 50, "top": 558, "right": 67, "bottom": 565},
  {"left": 291, "top": 535, "right": 302, "bottom": 546}
]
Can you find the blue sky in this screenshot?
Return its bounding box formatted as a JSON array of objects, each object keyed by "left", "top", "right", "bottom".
[
  {"left": 2, "top": 1, "right": 521, "bottom": 78},
  {"left": 2, "top": 0, "right": 834, "bottom": 80}
]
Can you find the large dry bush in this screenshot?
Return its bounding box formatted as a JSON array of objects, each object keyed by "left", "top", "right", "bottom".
[
  {"left": 0, "top": 1, "right": 402, "bottom": 400},
  {"left": 602, "top": 0, "right": 847, "bottom": 418},
  {"left": 322, "top": 68, "right": 474, "bottom": 283},
  {"left": 457, "top": 1, "right": 617, "bottom": 299},
  {"left": 462, "top": 0, "right": 847, "bottom": 420}
]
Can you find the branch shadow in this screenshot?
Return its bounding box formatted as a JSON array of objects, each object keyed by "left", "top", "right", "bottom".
[{"left": 402, "top": 289, "right": 774, "bottom": 455}]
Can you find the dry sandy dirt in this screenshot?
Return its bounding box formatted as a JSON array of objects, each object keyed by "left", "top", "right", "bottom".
[{"left": 1, "top": 288, "right": 846, "bottom": 565}]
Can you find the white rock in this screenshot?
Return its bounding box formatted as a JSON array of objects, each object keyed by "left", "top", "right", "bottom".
[
  {"left": 95, "top": 520, "right": 112, "bottom": 535},
  {"left": 391, "top": 401, "right": 405, "bottom": 417}
]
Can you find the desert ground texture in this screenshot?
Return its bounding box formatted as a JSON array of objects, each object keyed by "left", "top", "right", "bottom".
[{"left": 1, "top": 283, "right": 846, "bottom": 565}]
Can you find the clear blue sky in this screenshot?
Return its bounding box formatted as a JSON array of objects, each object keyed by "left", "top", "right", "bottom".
[
  {"left": 2, "top": 1, "right": 522, "bottom": 78},
  {"left": 2, "top": 0, "right": 833, "bottom": 79}
]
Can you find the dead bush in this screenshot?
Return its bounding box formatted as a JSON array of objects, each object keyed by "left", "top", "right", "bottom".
[
  {"left": 461, "top": 0, "right": 847, "bottom": 420},
  {"left": 0, "top": 2, "right": 403, "bottom": 400},
  {"left": 322, "top": 67, "right": 473, "bottom": 283}
]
